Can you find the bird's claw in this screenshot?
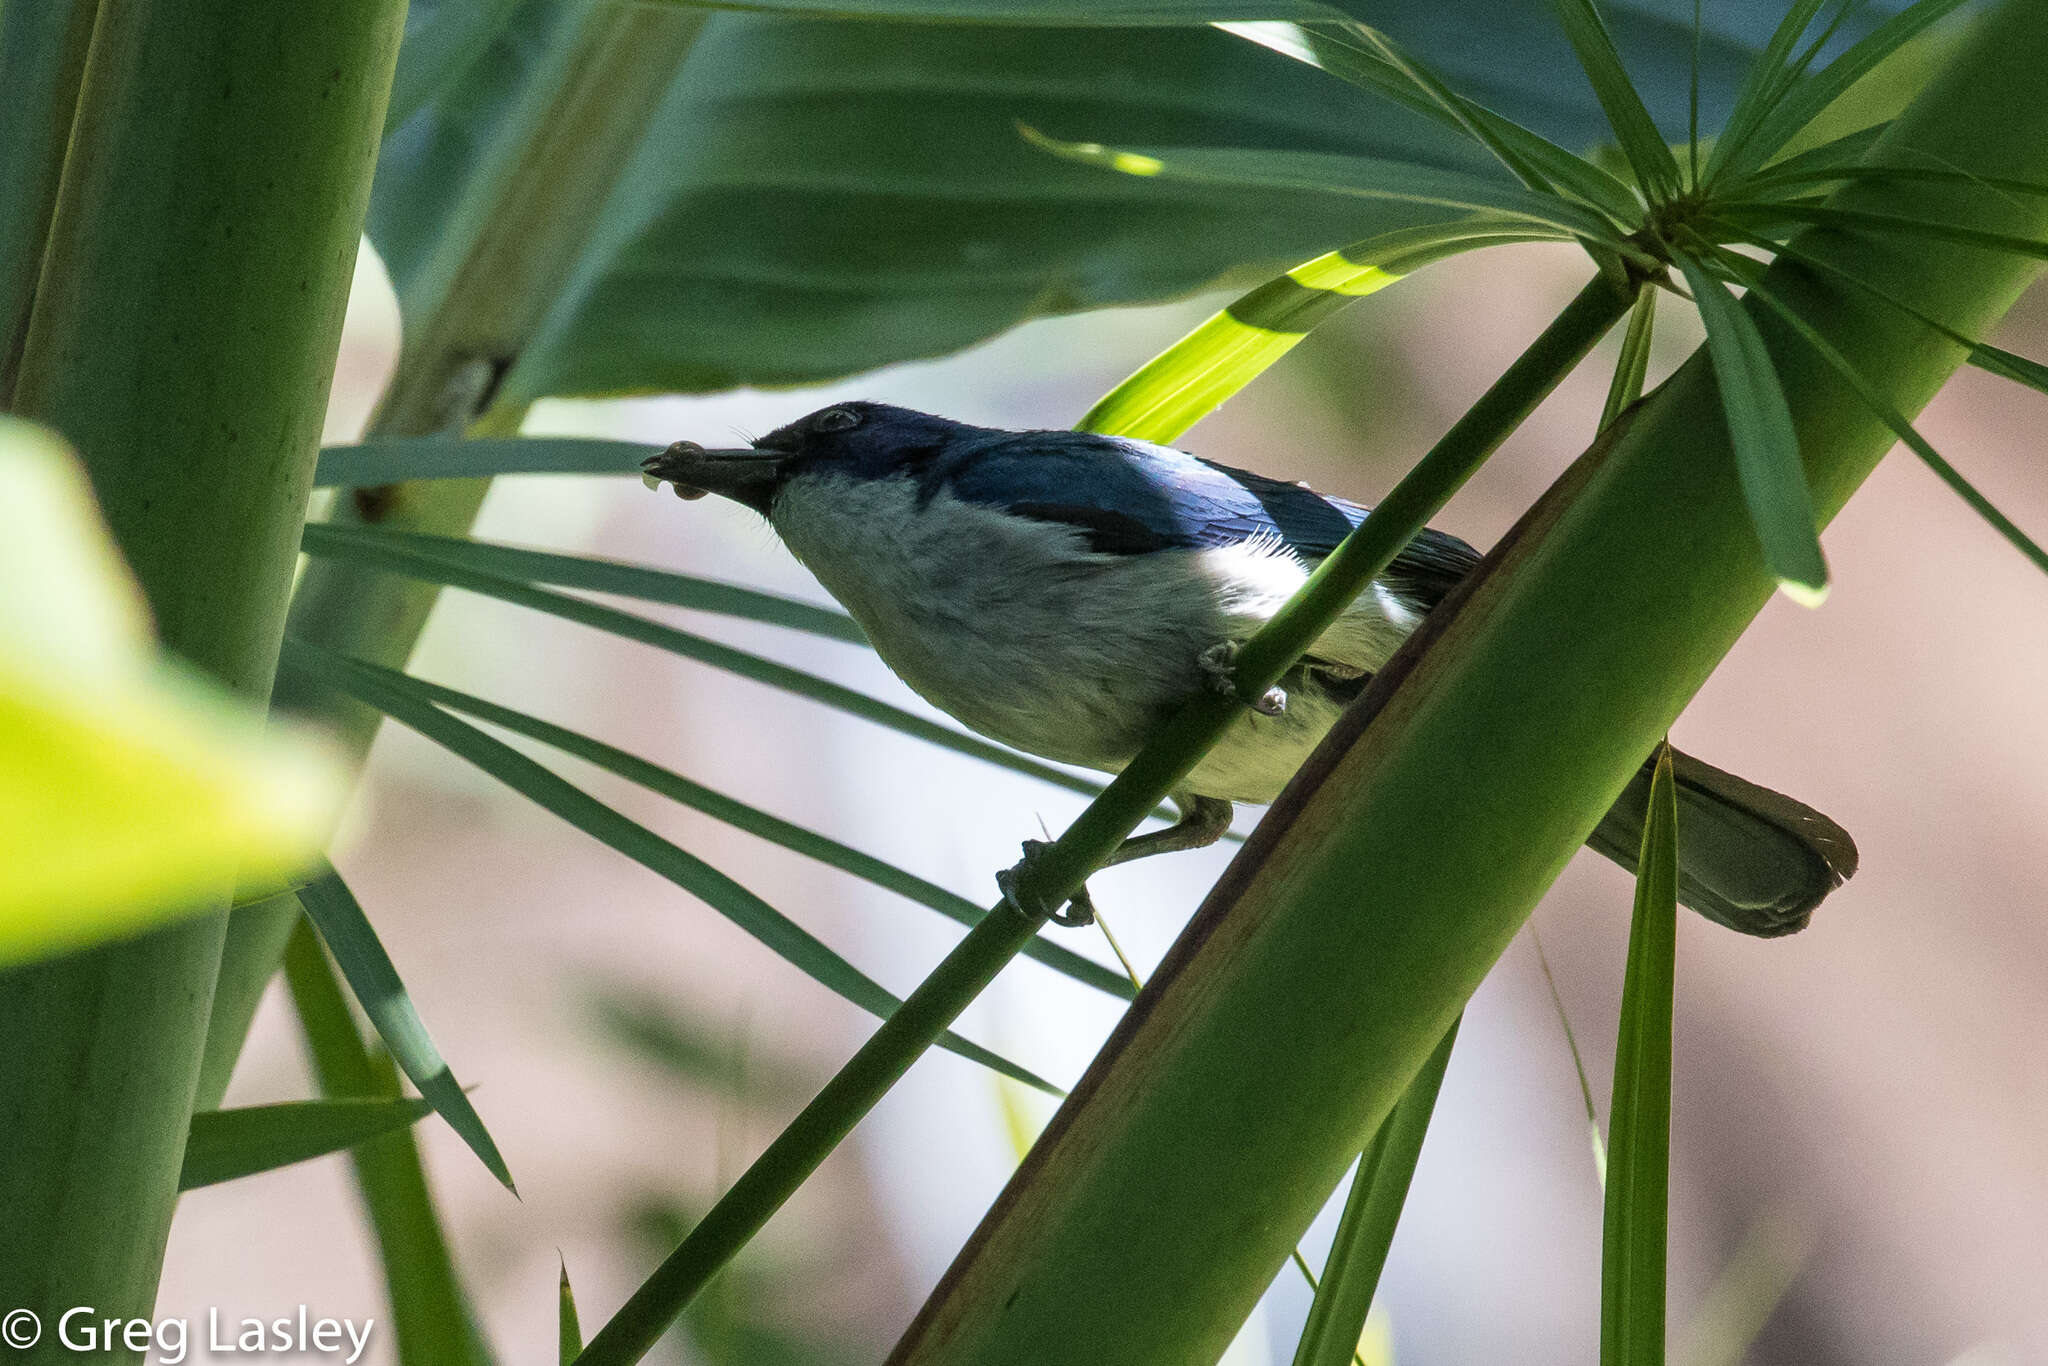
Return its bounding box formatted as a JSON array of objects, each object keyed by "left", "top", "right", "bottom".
[
  {"left": 998, "top": 839, "right": 1096, "bottom": 928},
  {"left": 1198, "top": 641, "right": 1287, "bottom": 716}
]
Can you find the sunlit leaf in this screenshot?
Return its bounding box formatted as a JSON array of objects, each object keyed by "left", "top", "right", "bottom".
[
  {"left": 299, "top": 865, "right": 516, "bottom": 1192},
  {"left": 279, "top": 639, "right": 1063, "bottom": 1096},
  {"left": 1671, "top": 254, "right": 1828, "bottom": 603},
  {"left": 1601, "top": 742, "right": 1678, "bottom": 1366},
  {"left": 1080, "top": 220, "right": 1556, "bottom": 441},
  {"left": 0, "top": 419, "right": 342, "bottom": 965},
  {"left": 180, "top": 1097, "right": 435, "bottom": 1191}
]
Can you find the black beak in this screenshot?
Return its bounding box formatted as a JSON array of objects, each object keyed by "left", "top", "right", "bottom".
[{"left": 640, "top": 441, "right": 789, "bottom": 514}]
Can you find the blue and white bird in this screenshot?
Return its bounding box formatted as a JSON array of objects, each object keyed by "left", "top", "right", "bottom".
[{"left": 643, "top": 401, "right": 1855, "bottom": 937}]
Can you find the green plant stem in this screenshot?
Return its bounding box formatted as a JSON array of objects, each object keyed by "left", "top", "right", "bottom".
[
  {"left": 0, "top": 0, "right": 402, "bottom": 1345},
  {"left": 573, "top": 271, "right": 1632, "bottom": 1366},
  {"left": 575, "top": 900, "right": 1049, "bottom": 1366},
  {"left": 198, "top": 0, "right": 706, "bottom": 1112},
  {"left": 0, "top": 0, "right": 100, "bottom": 404},
  {"left": 886, "top": 7, "right": 2048, "bottom": 1362}
]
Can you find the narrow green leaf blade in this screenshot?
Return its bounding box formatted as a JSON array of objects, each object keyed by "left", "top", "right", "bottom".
[
  {"left": 1601, "top": 285, "right": 1658, "bottom": 431},
  {"left": 181, "top": 1097, "right": 436, "bottom": 1191},
  {"left": 1291, "top": 1018, "right": 1458, "bottom": 1366},
  {"left": 636, "top": 0, "right": 1347, "bottom": 18},
  {"left": 1023, "top": 130, "right": 1630, "bottom": 246},
  {"left": 299, "top": 866, "right": 517, "bottom": 1192},
  {"left": 1217, "top": 20, "right": 1643, "bottom": 222},
  {"left": 376, "top": 662, "right": 1134, "bottom": 1000},
  {"left": 283, "top": 919, "right": 496, "bottom": 1366},
  {"left": 1717, "top": 201, "right": 2048, "bottom": 263},
  {"left": 279, "top": 639, "right": 1063, "bottom": 1096},
  {"left": 1701, "top": 0, "right": 1836, "bottom": 185},
  {"left": 1970, "top": 342, "right": 2048, "bottom": 396},
  {"left": 1672, "top": 253, "right": 1829, "bottom": 603},
  {"left": 559, "top": 1257, "right": 583, "bottom": 1366},
  {"left": 1079, "top": 221, "right": 1556, "bottom": 442},
  {"left": 1601, "top": 742, "right": 1679, "bottom": 1366},
  {"left": 1738, "top": 0, "right": 1975, "bottom": 176},
  {"left": 298, "top": 521, "right": 1118, "bottom": 802},
  {"left": 1720, "top": 256, "right": 2048, "bottom": 579},
  {"left": 1549, "top": 0, "right": 1682, "bottom": 199},
  {"left": 314, "top": 437, "right": 654, "bottom": 487},
  {"left": 306, "top": 523, "right": 867, "bottom": 644}
]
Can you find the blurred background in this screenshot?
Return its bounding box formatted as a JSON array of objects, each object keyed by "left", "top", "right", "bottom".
[{"left": 156, "top": 236, "right": 2047, "bottom": 1366}]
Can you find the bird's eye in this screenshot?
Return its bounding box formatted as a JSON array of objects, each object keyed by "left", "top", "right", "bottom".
[{"left": 813, "top": 406, "right": 861, "bottom": 433}]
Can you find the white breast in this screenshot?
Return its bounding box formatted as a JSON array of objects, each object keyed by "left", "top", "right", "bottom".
[{"left": 769, "top": 472, "right": 1421, "bottom": 804}]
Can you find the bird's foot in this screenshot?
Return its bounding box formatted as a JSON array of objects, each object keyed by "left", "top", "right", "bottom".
[
  {"left": 1198, "top": 641, "right": 1286, "bottom": 716},
  {"left": 997, "top": 839, "right": 1096, "bottom": 928}
]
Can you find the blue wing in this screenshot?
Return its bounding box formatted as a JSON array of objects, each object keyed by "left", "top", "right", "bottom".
[{"left": 935, "top": 430, "right": 1480, "bottom": 613}]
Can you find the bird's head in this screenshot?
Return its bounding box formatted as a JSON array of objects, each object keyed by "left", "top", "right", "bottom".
[{"left": 641, "top": 402, "right": 969, "bottom": 514}]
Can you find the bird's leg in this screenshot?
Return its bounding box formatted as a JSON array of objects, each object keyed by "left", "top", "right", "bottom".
[
  {"left": 996, "top": 796, "right": 1232, "bottom": 929},
  {"left": 997, "top": 839, "right": 1096, "bottom": 928},
  {"left": 1100, "top": 793, "right": 1235, "bottom": 869},
  {"left": 1198, "top": 641, "right": 1286, "bottom": 716}
]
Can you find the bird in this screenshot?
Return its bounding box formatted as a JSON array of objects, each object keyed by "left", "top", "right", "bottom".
[{"left": 641, "top": 401, "right": 1856, "bottom": 937}]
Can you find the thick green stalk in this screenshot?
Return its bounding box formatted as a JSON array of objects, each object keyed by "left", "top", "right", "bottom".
[
  {"left": 0, "top": 0, "right": 100, "bottom": 403},
  {"left": 197, "top": 0, "right": 707, "bottom": 1111},
  {"left": 888, "top": 7, "right": 2048, "bottom": 1363},
  {"left": 574, "top": 274, "right": 1631, "bottom": 1366},
  {"left": 0, "top": 0, "right": 401, "bottom": 1346}
]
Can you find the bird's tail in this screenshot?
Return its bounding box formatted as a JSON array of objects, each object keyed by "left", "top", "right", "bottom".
[{"left": 1585, "top": 748, "right": 1858, "bottom": 938}]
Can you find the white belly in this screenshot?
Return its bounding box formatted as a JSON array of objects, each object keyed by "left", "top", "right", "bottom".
[{"left": 770, "top": 473, "right": 1420, "bottom": 803}]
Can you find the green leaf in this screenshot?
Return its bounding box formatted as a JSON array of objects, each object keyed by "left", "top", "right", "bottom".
[
  {"left": 560, "top": 1257, "right": 583, "bottom": 1366},
  {"left": 313, "top": 437, "right": 654, "bottom": 486},
  {"left": 0, "top": 418, "right": 342, "bottom": 965},
  {"left": 1701, "top": 0, "right": 1840, "bottom": 185},
  {"left": 1671, "top": 252, "right": 1828, "bottom": 603},
  {"left": 385, "top": 0, "right": 532, "bottom": 135},
  {"left": 1714, "top": 254, "right": 2048, "bottom": 579},
  {"left": 306, "top": 522, "right": 867, "bottom": 645},
  {"left": 1290, "top": 1018, "right": 1458, "bottom": 1366},
  {"left": 1026, "top": 131, "right": 1632, "bottom": 245},
  {"left": 1530, "top": 927, "right": 1608, "bottom": 1183},
  {"left": 359, "top": 659, "right": 1134, "bottom": 1000},
  {"left": 1970, "top": 342, "right": 2048, "bottom": 396},
  {"left": 278, "top": 639, "right": 1063, "bottom": 1096},
  {"left": 180, "top": 1097, "right": 436, "bottom": 1191},
  {"left": 298, "top": 866, "right": 517, "bottom": 1192},
  {"left": 284, "top": 920, "right": 496, "bottom": 1366},
  {"left": 1215, "top": 20, "right": 1644, "bottom": 222},
  {"left": 297, "top": 520, "right": 1117, "bottom": 802},
  {"left": 1717, "top": 200, "right": 2048, "bottom": 263},
  {"left": 638, "top": 0, "right": 1345, "bottom": 18},
  {"left": 1601, "top": 742, "right": 1679, "bottom": 1366},
  {"left": 1549, "top": 0, "right": 1683, "bottom": 200},
  {"left": 1736, "top": 0, "right": 1975, "bottom": 177},
  {"left": 506, "top": 16, "right": 1487, "bottom": 399},
  {"left": 1601, "top": 284, "right": 1658, "bottom": 430},
  {"left": 1079, "top": 220, "right": 1557, "bottom": 442}
]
